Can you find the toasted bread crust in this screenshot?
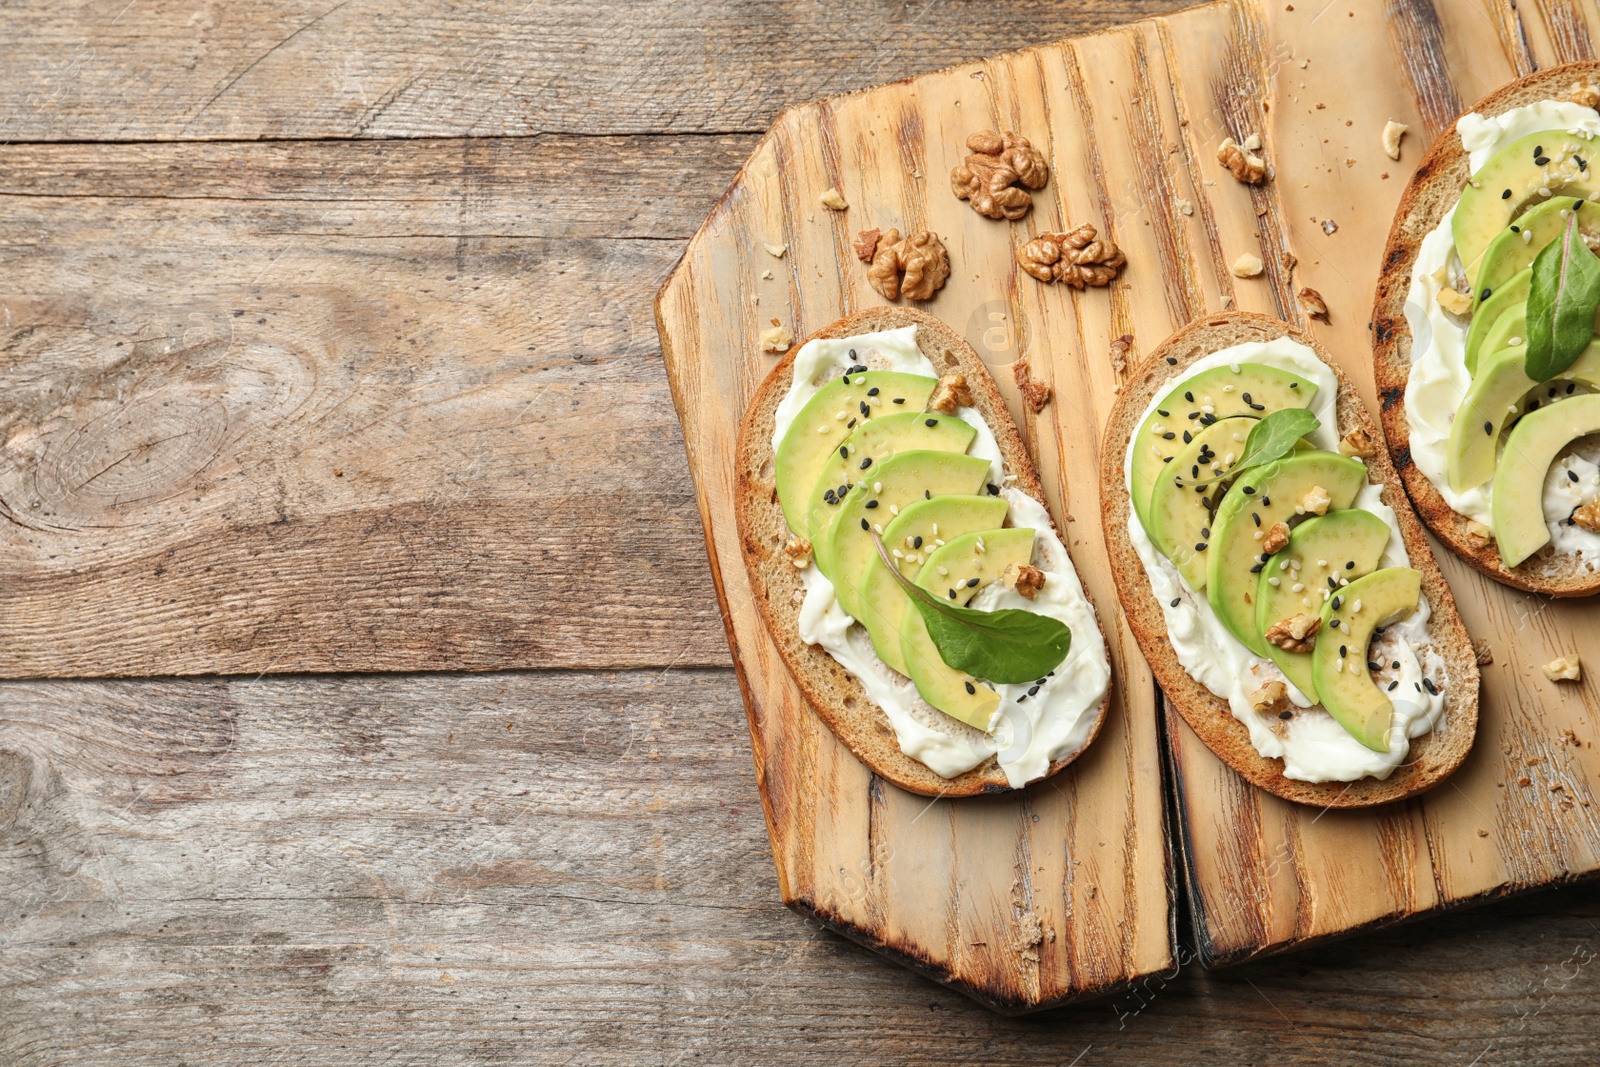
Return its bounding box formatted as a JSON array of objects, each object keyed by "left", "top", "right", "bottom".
[
  {"left": 1372, "top": 61, "right": 1600, "bottom": 596},
  {"left": 734, "top": 308, "right": 1111, "bottom": 796},
  {"left": 1100, "top": 312, "right": 1479, "bottom": 807}
]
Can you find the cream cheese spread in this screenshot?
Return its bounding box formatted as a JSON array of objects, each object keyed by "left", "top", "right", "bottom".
[
  {"left": 1403, "top": 99, "right": 1600, "bottom": 564},
  {"left": 1124, "top": 339, "right": 1447, "bottom": 783},
  {"left": 774, "top": 326, "right": 1111, "bottom": 787}
]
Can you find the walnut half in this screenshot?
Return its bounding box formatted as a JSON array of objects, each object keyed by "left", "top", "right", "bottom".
[
  {"left": 1002, "top": 562, "right": 1046, "bottom": 600},
  {"left": 928, "top": 372, "right": 972, "bottom": 413},
  {"left": 1249, "top": 680, "right": 1292, "bottom": 715},
  {"left": 1264, "top": 613, "right": 1320, "bottom": 653},
  {"left": 1217, "top": 137, "right": 1268, "bottom": 184},
  {"left": 1261, "top": 521, "right": 1291, "bottom": 555},
  {"left": 1572, "top": 499, "right": 1600, "bottom": 533},
  {"left": 951, "top": 130, "right": 1050, "bottom": 220},
  {"left": 863, "top": 228, "right": 951, "bottom": 302},
  {"left": 1018, "top": 225, "right": 1126, "bottom": 288}
]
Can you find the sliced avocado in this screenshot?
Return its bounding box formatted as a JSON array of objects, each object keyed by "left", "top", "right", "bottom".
[
  {"left": 775, "top": 371, "right": 938, "bottom": 533},
  {"left": 800, "top": 409, "right": 972, "bottom": 543},
  {"left": 1472, "top": 196, "right": 1600, "bottom": 302},
  {"left": 855, "top": 494, "right": 1009, "bottom": 673},
  {"left": 1255, "top": 510, "right": 1392, "bottom": 700},
  {"left": 1448, "top": 340, "right": 1600, "bottom": 493},
  {"left": 820, "top": 450, "right": 991, "bottom": 590},
  {"left": 1311, "top": 567, "right": 1423, "bottom": 752},
  {"left": 1454, "top": 130, "right": 1600, "bottom": 283},
  {"left": 1206, "top": 452, "right": 1370, "bottom": 656},
  {"left": 1464, "top": 267, "right": 1530, "bottom": 376},
  {"left": 1145, "top": 416, "right": 1256, "bottom": 589},
  {"left": 1492, "top": 393, "right": 1600, "bottom": 566},
  {"left": 899, "top": 528, "right": 1035, "bottom": 731},
  {"left": 803, "top": 411, "right": 976, "bottom": 546},
  {"left": 1129, "top": 364, "right": 1317, "bottom": 529}
]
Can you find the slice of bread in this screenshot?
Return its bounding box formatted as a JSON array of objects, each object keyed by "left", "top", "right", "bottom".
[
  {"left": 734, "top": 307, "right": 1111, "bottom": 796},
  {"left": 1100, "top": 312, "right": 1479, "bottom": 807},
  {"left": 1372, "top": 61, "right": 1600, "bottom": 596}
]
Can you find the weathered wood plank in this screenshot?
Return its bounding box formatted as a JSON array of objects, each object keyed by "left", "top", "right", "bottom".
[
  {"left": 0, "top": 0, "right": 1199, "bottom": 143},
  {"left": 0, "top": 671, "right": 1597, "bottom": 1064},
  {"left": 0, "top": 136, "right": 760, "bottom": 676}
]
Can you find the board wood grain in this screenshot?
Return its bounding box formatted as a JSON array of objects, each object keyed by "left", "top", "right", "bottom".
[{"left": 656, "top": 0, "right": 1600, "bottom": 999}]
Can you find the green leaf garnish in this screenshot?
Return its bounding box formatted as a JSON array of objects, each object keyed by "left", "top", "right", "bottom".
[
  {"left": 870, "top": 532, "right": 1070, "bottom": 685},
  {"left": 1526, "top": 209, "right": 1600, "bottom": 381},
  {"left": 1186, "top": 407, "right": 1321, "bottom": 487}
]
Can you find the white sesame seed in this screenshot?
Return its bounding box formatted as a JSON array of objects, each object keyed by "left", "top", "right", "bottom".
[
  {"left": 892, "top": 549, "right": 904, "bottom": 559},
  {"left": 1291, "top": 582, "right": 1305, "bottom": 592},
  {"left": 931, "top": 524, "right": 939, "bottom": 536},
  {"left": 1253, "top": 530, "right": 1263, "bottom": 540},
  {"left": 888, "top": 504, "right": 899, "bottom": 516},
  {"left": 873, "top": 481, "right": 882, "bottom": 493},
  {"left": 872, "top": 523, "right": 882, "bottom": 533},
  {"left": 1317, "top": 559, "right": 1328, "bottom": 567},
  {"left": 936, "top": 565, "right": 948, "bottom": 576},
  {"left": 1268, "top": 576, "right": 1281, "bottom": 587},
  {"left": 1353, "top": 598, "right": 1362, "bottom": 613}
]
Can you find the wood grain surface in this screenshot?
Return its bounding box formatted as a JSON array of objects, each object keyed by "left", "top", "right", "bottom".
[
  {"left": 0, "top": 0, "right": 1598, "bottom": 1059},
  {"left": 656, "top": 0, "right": 1600, "bottom": 1006}
]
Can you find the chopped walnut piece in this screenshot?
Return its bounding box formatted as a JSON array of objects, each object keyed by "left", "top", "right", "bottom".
[
  {"left": 1003, "top": 562, "right": 1047, "bottom": 600},
  {"left": 1572, "top": 500, "right": 1600, "bottom": 533},
  {"left": 928, "top": 372, "right": 973, "bottom": 413},
  {"left": 1321, "top": 218, "right": 1339, "bottom": 236},
  {"left": 1338, "top": 427, "right": 1377, "bottom": 459},
  {"left": 1543, "top": 654, "right": 1582, "bottom": 682},
  {"left": 853, "top": 228, "right": 882, "bottom": 263},
  {"left": 1261, "top": 521, "right": 1291, "bottom": 555},
  {"left": 784, "top": 536, "right": 813, "bottom": 568},
  {"left": 1301, "top": 484, "right": 1331, "bottom": 516},
  {"left": 863, "top": 228, "right": 951, "bottom": 302},
  {"left": 1264, "top": 613, "right": 1321, "bottom": 653},
  {"left": 819, "top": 187, "right": 849, "bottom": 211},
  {"left": 1249, "top": 680, "right": 1292, "bottom": 715},
  {"left": 1013, "top": 359, "right": 1052, "bottom": 413},
  {"left": 1382, "top": 119, "right": 1408, "bottom": 161},
  {"left": 951, "top": 130, "right": 1050, "bottom": 220},
  {"left": 1465, "top": 519, "right": 1493, "bottom": 550},
  {"left": 760, "top": 324, "right": 793, "bottom": 353},
  {"left": 1298, "top": 286, "right": 1330, "bottom": 323},
  {"left": 1109, "top": 334, "right": 1134, "bottom": 373},
  {"left": 1018, "top": 225, "right": 1127, "bottom": 288},
  {"left": 763, "top": 242, "right": 788, "bottom": 258},
  {"left": 1569, "top": 81, "right": 1600, "bottom": 110},
  {"left": 1231, "top": 252, "right": 1264, "bottom": 278},
  {"left": 1175, "top": 197, "right": 1195, "bottom": 216},
  {"left": 1217, "top": 137, "right": 1268, "bottom": 184},
  {"left": 1436, "top": 286, "right": 1474, "bottom": 316},
  {"left": 1474, "top": 638, "right": 1494, "bottom": 667}
]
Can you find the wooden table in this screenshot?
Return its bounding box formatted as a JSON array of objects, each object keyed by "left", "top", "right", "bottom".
[{"left": 0, "top": 2, "right": 1596, "bottom": 1062}]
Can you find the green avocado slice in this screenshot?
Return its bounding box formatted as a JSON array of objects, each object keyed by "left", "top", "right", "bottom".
[
  {"left": 820, "top": 450, "right": 991, "bottom": 590},
  {"left": 855, "top": 494, "right": 1009, "bottom": 673},
  {"left": 899, "top": 528, "right": 1035, "bottom": 731},
  {"left": 1454, "top": 129, "right": 1600, "bottom": 284},
  {"left": 803, "top": 411, "right": 976, "bottom": 547},
  {"left": 1255, "top": 509, "right": 1392, "bottom": 701},
  {"left": 1145, "top": 416, "right": 1256, "bottom": 590},
  {"left": 1311, "top": 567, "right": 1424, "bottom": 752},
  {"left": 1464, "top": 267, "right": 1531, "bottom": 376},
  {"left": 1206, "top": 452, "right": 1370, "bottom": 657},
  {"left": 1491, "top": 393, "right": 1600, "bottom": 566},
  {"left": 774, "top": 371, "right": 938, "bottom": 533},
  {"left": 1449, "top": 340, "right": 1600, "bottom": 493},
  {"left": 1129, "top": 364, "right": 1316, "bottom": 529},
  {"left": 1472, "top": 196, "right": 1600, "bottom": 303}
]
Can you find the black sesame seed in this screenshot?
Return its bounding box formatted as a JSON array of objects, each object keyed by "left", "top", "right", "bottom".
[
  {"left": 1018, "top": 694, "right": 1029, "bottom": 702},
  {"left": 1423, "top": 678, "right": 1438, "bottom": 694},
  {"left": 1171, "top": 597, "right": 1182, "bottom": 607},
  {"left": 1511, "top": 225, "right": 1521, "bottom": 233},
  {"left": 1158, "top": 409, "right": 1170, "bottom": 417},
  {"left": 864, "top": 499, "right": 878, "bottom": 509},
  {"left": 1165, "top": 456, "right": 1175, "bottom": 464},
  {"left": 1278, "top": 710, "right": 1293, "bottom": 720},
  {"left": 1185, "top": 391, "right": 1195, "bottom": 402},
  {"left": 967, "top": 577, "right": 980, "bottom": 588},
  {"left": 987, "top": 484, "right": 1000, "bottom": 496},
  {"left": 948, "top": 589, "right": 957, "bottom": 600},
  {"left": 848, "top": 349, "right": 858, "bottom": 359},
  {"left": 1027, "top": 685, "right": 1041, "bottom": 696},
  {"left": 1201, "top": 413, "right": 1217, "bottom": 425},
  {"left": 1331, "top": 596, "right": 1342, "bottom": 610},
  {"left": 1250, "top": 562, "right": 1264, "bottom": 573},
  {"left": 1569, "top": 382, "right": 1578, "bottom": 394},
  {"left": 860, "top": 518, "right": 870, "bottom": 530},
  {"left": 1414, "top": 682, "right": 1422, "bottom": 692},
  {"left": 1580, "top": 156, "right": 1589, "bottom": 171},
  {"left": 1529, "top": 399, "right": 1541, "bottom": 412},
  {"left": 850, "top": 364, "right": 867, "bottom": 374},
  {"left": 925, "top": 418, "right": 938, "bottom": 427},
  {"left": 1248, "top": 401, "right": 1266, "bottom": 411},
  {"left": 1346, "top": 560, "right": 1355, "bottom": 569},
  {"left": 867, "top": 387, "right": 880, "bottom": 397},
  {"left": 1339, "top": 644, "right": 1348, "bottom": 658},
  {"left": 1242, "top": 392, "right": 1253, "bottom": 404},
  {"left": 1535, "top": 155, "right": 1551, "bottom": 166},
  {"left": 1162, "top": 431, "right": 1177, "bottom": 440},
  {"left": 860, "top": 401, "right": 871, "bottom": 416},
  {"left": 1502, "top": 188, "right": 1513, "bottom": 199},
  {"left": 1195, "top": 542, "right": 1208, "bottom": 552},
  {"left": 1484, "top": 420, "right": 1494, "bottom": 435},
  {"left": 1166, "top": 356, "right": 1178, "bottom": 365},
  {"left": 1243, "top": 485, "right": 1256, "bottom": 495},
  {"left": 1328, "top": 576, "right": 1338, "bottom": 589},
  {"left": 1534, "top": 144, "right": 1543, "bottom": 157},
  {"left": 824, "top": 491, "right": 836, "bottom": 504},
  {"left": 847, "top": 418, "right": 857, "bottom": 428},
  {"left": 913, "top": 535, "right": 923, "bottom": 548},
  {"left": 1289, "top": 382, "right": 1299, "bottom": 389},
  {"left": 1392, "top": 661, "right": 1400, "bottom": 670},
  {"left": 1200, "top": 527, "right": 1211, "bottom": 538},
  {"left": 925, "top": 489, "right": 932, "bottom": 499},
  {"left": 1369, "top": 661, "right": 1382, "bottom": 671},
  {"left": 839, "top": 445, "right": 849, "bottom": 459},
  {"left": 1188, "top": 411, "right": 1202, "bottom": 420},
  {"left": 1481, "top": 288, "right": 1491, "bottom": 301},
  {"left": 859, "top": 457, "right": 872, "bottom": 470},
  {"left": 842, "top": 375, "right": 851, "bottom": 385},
  {"left": 1253, "top": 512, "right": 1261, "bottom": 526},
  {"left": 837, "top": 484, "right": 848, "bottom": 497},
  {"left": 1192, "top": 465, "right": 1201, "bottom": 478},
  {"left": 893, "top": 397, "right": 906, "bottom": 404},
  {"left": 1570, "top": 469, "right": 1581, "bottom": 483},
  {"left": 1388, "top": 680, "right": 1400, "bottom": 691},
  {"left": 964, "top": 681, "right": 976, "bottom": 693},
  {"left": 1183, "top": 430, "right": 1193, "bottom": 444}
]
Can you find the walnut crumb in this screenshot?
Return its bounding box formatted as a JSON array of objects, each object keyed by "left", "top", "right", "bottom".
[
  {"left": 1301, "top": 484, "right": 1331, "bottom": 516},
  {"left": 1231, "top": 252, "right": 1264, "bottom": 278},
  {"left": 1018, "top": 225, "right": 1126, "bottom": 288},
  {"left": 951, "top": 130, "right": 1050, "bottom": 220},
  {"left": 1013, "top": 359, "right": 1052, "bottom": 413},
  {"left": 1250, "top": 680, "right": 1292, "bottom": 715},
  {"left": 1436, "top": 286, "right": 1473, "bottom": 316},
  {"left": 1175, "top": 197, "right": 1195, "bottom": 216},
  {"left": 819, "top": 187, "right": 848, "bottom": 211},
  {"left": 1217, "top": 137, "right": 1268, "bottom": 184},
  {"left": 1477, "top": 828, "right": 1489, "bottom": 837},
  {"left": 1569, "top": 81, "right": 1600, "bottom": 110},
  {"left": 853, "top": 228, "right": 882, "bottom": 263},
  {"left": 783, "top": 537, "right": 813, "bottom": 568},
  {"left": 864, "top": 228, "right": 951, "bottom": 302},
  {"left": 763, "top": 242, "right": 788, "bottom": 258},
  {"left": 1338, "top": 427, "right": 1377, "bottom": 459},
  {"left": 1265, "top": 613, "right": 1320, "bottom": 652},
  {"left": 1465, "top": 518, "right": 1493, "bottom": 550},
  {"left": 759, "top": 324, "right": 793, "bottom": 353},
  {"left": 1003, "top": 562, "right": 1046, "bottom": 600},
  {"left": 1261, "top": 520, "right": 1291, "bottom": 554},
  {"left": 1298, "top": 286, "right": 1329, "bottom": 323},
  {"left": 1382, "top": 119, "right": 1408, "bottom": 161},
  {"left": 1109, "top": 333, "right": 1134, "bottom": 373},
  {"left": 1321, "top": 218, "right": 1339, "bottom": 235},
  {"left": 1572, "top": 499, "right": 1600, "bottom": 533},
  {"left": 1474, "top": 638, "right": 1494, "bottom": 667},
  {"left": 1543, "top": 654, "right": 1582, "bottom": 682},
  {"left": 928, "top": 372, "right": 973, "bottom": 413}
]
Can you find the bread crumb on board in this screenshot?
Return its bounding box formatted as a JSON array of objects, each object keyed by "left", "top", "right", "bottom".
[
  {"left": 1231, "top": 252, "right": 1264, "bottom": 278},
  {"left": 819, "top": 187, "right": 848, "bottom": 211}
]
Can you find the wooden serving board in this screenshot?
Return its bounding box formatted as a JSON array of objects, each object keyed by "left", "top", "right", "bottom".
[{"left": 656, "top": 0, "right": 1600, "bottom": 1006}]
